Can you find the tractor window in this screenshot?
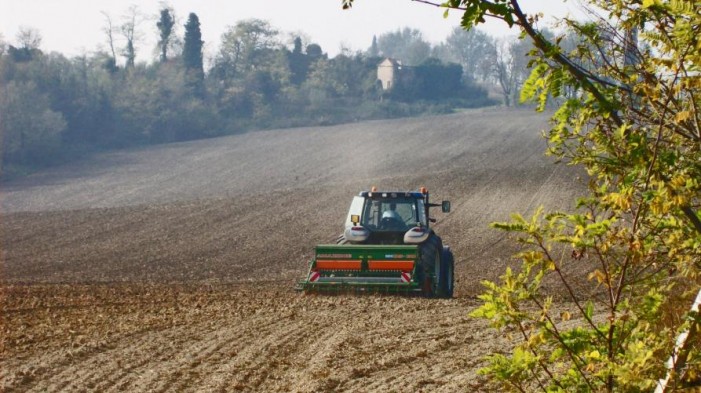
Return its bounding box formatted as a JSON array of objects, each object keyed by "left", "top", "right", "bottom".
[
  {"left": 417, "top": 199, "right": 427, "bottom": 226},
  {"left": 361, "top": 197, "right": 420, "bottom": 231}
]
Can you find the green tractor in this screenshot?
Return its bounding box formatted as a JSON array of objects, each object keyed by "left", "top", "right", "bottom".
[{"left": 299, "top": 187, "right": 454, "bottom": 298}]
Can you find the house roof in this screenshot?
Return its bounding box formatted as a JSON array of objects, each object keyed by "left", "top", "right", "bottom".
[{"left": 378, "top": 57, "right": 402, "bottom": 67}]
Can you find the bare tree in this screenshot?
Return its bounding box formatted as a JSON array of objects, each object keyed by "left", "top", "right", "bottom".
[
  {"left": 120, "top": 5, "right": 143, "bottom": 68},
  {"left": 485, "top": 38, "right": 515, "bottom": 106},
  {"left": 101, "top": 11, "right": 118, "bottom": 68},
  {"left": 15, "top": 26, "right": 42, "bottom": 50},
  {"left": 484, "top": 37, "right": 532, "bottom": 106}
]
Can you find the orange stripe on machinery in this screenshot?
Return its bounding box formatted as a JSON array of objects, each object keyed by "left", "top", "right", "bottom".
[
  {"left": 367, "top": 260, "right": 415, "bottom": 271},
  {"left": 316, "top": 259, "right": 362, "bottom": 270}
]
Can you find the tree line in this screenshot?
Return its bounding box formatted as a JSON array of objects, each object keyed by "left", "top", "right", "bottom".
[{"left": 0, "top": 6, "right": 535, "bottom": 176}]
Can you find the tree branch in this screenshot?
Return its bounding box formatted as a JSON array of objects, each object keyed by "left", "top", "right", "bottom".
[{"left": 509, "top": 0, "right": 623, "bottom": 127}]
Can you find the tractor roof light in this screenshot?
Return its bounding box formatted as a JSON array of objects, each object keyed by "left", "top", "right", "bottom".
[
  {"left": 420, "top": 187, "right": 428, "bottom": 194},
  {"left": 371, "top": 186, "right": 378, "bottom": 192}
]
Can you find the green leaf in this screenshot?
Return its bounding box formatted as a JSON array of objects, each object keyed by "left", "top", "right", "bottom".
[{"left": 585, "top": 300, "right": 594, "bottom": 320}]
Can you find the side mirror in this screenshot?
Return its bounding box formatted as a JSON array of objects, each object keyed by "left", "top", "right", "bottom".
[
  {"left": 441, "top": 201, "right": 451, "bottom": 213},
  {"left": 351, "top": 214, "right": 360, "bottom": 225}
]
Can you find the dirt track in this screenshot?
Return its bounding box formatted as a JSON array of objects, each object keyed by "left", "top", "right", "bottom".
[{"left": 1, "top": 108, "right": 586, "bottom": 391}]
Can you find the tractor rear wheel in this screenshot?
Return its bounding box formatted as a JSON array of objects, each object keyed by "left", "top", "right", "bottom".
[
  {"left": 439, "top": 248, "right": 454, "bottom": 298},
  {"left": 418, "top": 234, "right": 443, "bottom": 297}
]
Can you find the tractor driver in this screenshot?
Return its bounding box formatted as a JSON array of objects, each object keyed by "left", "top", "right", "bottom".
[{"left": 381, "top": 202, "right": 404, "bottom": 229}]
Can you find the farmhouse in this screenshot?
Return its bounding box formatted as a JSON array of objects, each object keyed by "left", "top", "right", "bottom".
[{"left": 377, "top": 57, "right": 406, "bottom": 90}]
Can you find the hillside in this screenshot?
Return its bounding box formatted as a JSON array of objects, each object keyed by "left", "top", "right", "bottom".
[
  {"left": 1, "top": 108, "right": 586, "bottom": 391},
  {"left": 1, "top": 107, "right": 583, "bottom": 285}
]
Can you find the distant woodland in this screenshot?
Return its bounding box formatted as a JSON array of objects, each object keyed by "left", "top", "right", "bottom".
[{"left": 0, "top": 7, "right": 538, "bottom": 176}]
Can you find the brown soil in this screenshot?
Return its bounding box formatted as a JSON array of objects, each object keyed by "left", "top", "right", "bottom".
[{"left": 1, "top": 108, "right": 586, "bottom": 392}]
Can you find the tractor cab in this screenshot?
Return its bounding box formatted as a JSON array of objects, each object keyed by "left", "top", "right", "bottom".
[{"left": 344, "top": 187, "right": 449, "bottom": 245}]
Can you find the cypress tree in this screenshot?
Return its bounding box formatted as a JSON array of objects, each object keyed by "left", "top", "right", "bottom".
[
  {"left": 288, "top": 36, "right": 307, "bottom": 85},
  {"left": 369, "top": 35, "right": 379, "bottom": 58},
  {"left": 183, "top": 13, "right": 204, "bottom": 96}
]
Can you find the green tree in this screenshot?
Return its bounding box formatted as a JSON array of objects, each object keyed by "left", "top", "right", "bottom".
[
  {"left": 438, "top": 26, "right": 493, "bottom": 82},
  {"left": 0, "top": 81, "right": 66, "bottom": 169},
  {"left": 214, "top": 19, "right": 279, "bottom": 82},
  {"left": 183, "top": 12, "right": 204, "bottom": 96},
  {"left": 156, "top": 7, "right": 175, "bottom": 63},
  {"left": 414, "top": 58, "right": 464, "bottom": 100},
  {"left": 305, "top": 43, "right": 324, "bottom": 61},
  {"left": 376, "top": 27, "right": 431, "bottom": 66},
  {"left": 342, "top": 0, "right": 701, "bottom": 390}
]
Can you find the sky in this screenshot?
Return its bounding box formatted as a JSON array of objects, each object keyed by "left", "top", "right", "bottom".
[{"left": 0, "top": 0, "right": 580, "bottom": 63}]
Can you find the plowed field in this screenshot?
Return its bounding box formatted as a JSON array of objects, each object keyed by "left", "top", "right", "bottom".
[{"left": 1, "top": 108, "right": 585, "bottom": 392}]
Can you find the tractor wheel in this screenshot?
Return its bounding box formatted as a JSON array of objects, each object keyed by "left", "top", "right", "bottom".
[
  {"left": 439, "top": 248, "right": 454, "bottom": 298},
  {"left": 432, "top": 248, "right": 441, "bottom": 296},
  {"left": 418, "top": 234, "right": 443, "bottom": 297}
]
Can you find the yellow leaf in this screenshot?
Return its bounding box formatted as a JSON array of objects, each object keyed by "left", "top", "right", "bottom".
[
  {"left": 670, "top": 175, "right": 687, "bottom": 188},
  {"left": 588, "top": 269, "right": 607, "bottom": 284},
  {"left": 675, "top": 110, "right": 691, "bottom": 123},
  {"left": 674, "top": 195, "right": 687, "bottom": 206}
]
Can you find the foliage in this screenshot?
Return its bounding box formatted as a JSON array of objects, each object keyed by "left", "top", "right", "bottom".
[
  {"left": 341, "top": 0, "right": 701, "bottom": 389},
  {"left": 431, "top": 0, "right": 701, "bottom": 390},
  {"left": 0, "top": 80, "right": 66, "bottom": 169}
]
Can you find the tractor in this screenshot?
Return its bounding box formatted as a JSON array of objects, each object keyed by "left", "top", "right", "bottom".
[{"left": 299, "top": 187, "right": 454, "bottom": 298}]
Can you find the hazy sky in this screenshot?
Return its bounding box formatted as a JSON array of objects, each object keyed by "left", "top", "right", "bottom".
[{"left": 0, "top": 1, "right": 578, "bottom": 62}]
